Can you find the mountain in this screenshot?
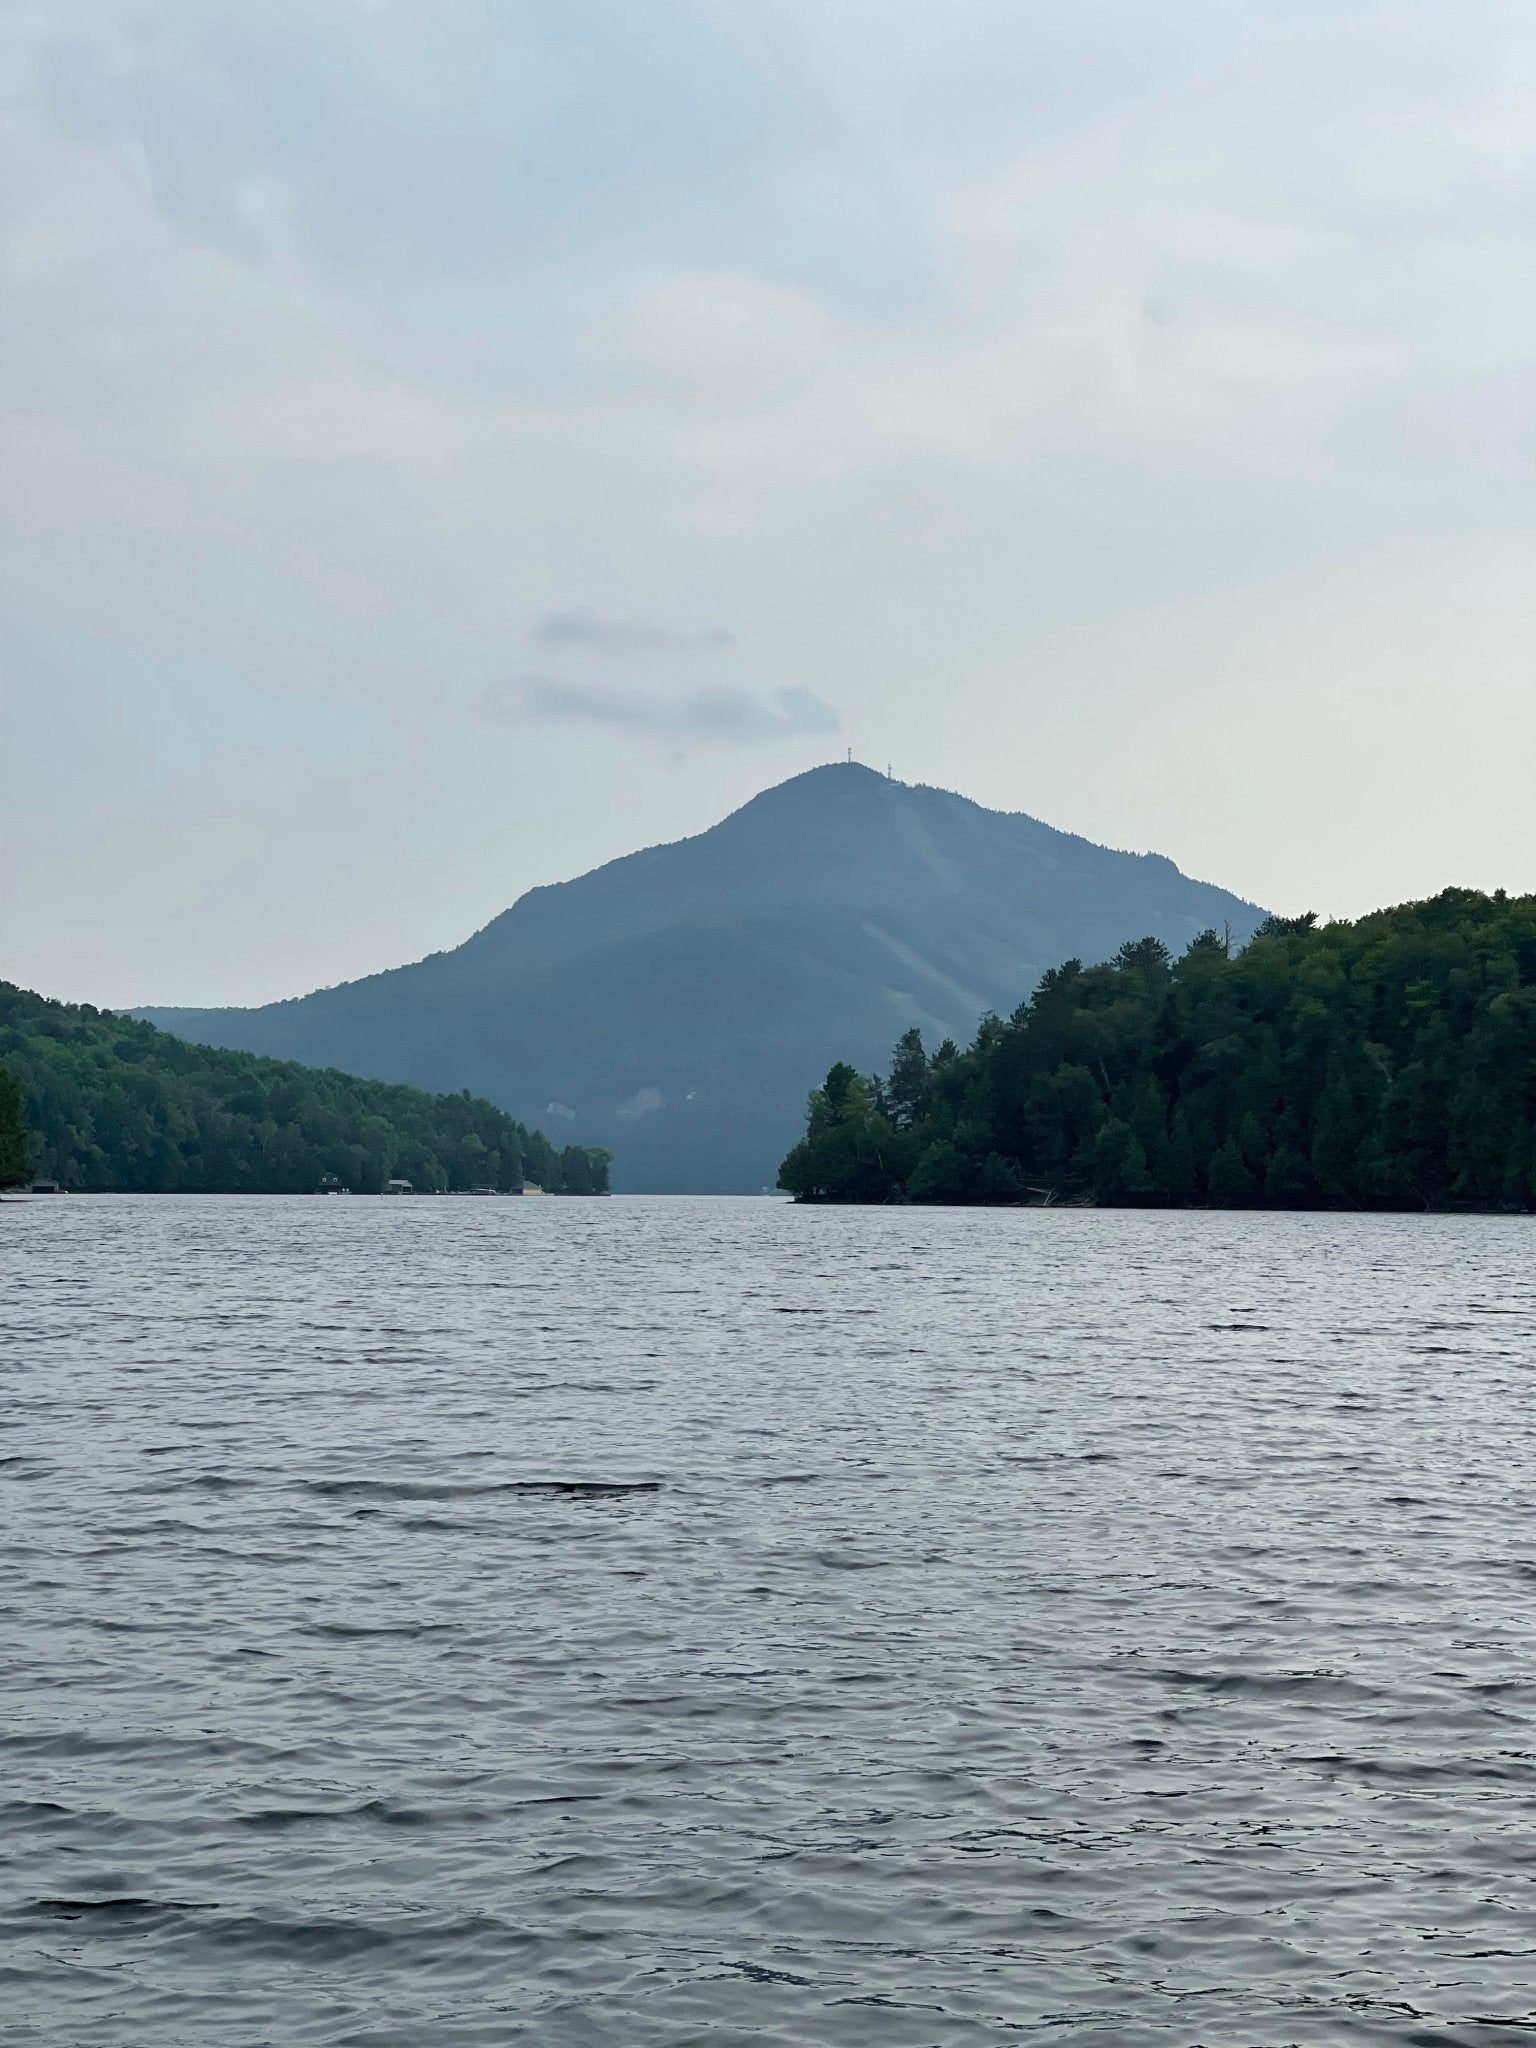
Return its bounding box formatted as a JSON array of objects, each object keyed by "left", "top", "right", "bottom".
[{"left": 136, "top": 763, "right": 1266, "bottom": 1191}]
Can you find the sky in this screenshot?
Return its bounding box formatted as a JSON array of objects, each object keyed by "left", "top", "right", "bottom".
[{"left": 3, "top": 0, "right": 1534, "bottom": 1008}]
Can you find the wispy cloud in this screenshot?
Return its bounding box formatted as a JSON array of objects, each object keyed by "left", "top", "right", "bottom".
[
  {"left": 532, "top": 610, "right": 736, "bottom": 657},
  {"left": 475, "top": 674, "right": 839, "bottom": 743}
]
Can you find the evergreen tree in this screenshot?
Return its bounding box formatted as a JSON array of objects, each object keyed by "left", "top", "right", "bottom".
[
  {"left": 1091, "top": 1118, "right": 1151, "bottom": 1201},
  {"left": 885, "top": 1028, "right": 932, "bottom": 1130}
]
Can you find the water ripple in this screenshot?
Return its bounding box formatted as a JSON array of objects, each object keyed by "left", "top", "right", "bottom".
[{"left": 2, "top": 1194, "right": 1534, "bottom": 2044}]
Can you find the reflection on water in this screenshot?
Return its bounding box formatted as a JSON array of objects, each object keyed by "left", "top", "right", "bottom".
[{"left": 2, "top": 1195, "right": 1534, "bottom": 2045}]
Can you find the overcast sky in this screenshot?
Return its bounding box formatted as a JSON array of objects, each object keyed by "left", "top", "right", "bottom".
[{"left": 3, "top": 0, "right": 1534, "bottom": 1007}]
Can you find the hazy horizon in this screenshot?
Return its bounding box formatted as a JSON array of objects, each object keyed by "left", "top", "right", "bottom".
[{"left": 4, "top": 1, "right": 1535, "bottom": 1009}]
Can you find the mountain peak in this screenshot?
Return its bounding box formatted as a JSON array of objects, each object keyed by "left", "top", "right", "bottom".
[
  {"left": 783, "top": 758, "right": 892, "bottom": 786},
  {"left": 729, "top": 758, "right": 899, "bottom": 811},
  {"left": 136, "top": 769, "right": 1266, "bottom": 1191}
]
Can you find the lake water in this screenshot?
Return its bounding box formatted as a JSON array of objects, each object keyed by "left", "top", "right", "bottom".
[{"left": 3, "top": 1195, "right": 1535, "bottom": 2046}]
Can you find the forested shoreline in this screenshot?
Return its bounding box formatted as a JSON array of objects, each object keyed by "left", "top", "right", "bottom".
[
  {"left": 778, "top": 890, "right": 1536, "bottom": 1211},
  {"left": 0, "top": 984, "right": 610, "bottom": 1195}
]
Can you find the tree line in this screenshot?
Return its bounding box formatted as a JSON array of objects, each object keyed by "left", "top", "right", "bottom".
[
  {"left": 0, "top": 983, "right": 611, "bottom": 1195},
  {"left": 778, "top": 889, "right": 1536, "bottom": 1211}
]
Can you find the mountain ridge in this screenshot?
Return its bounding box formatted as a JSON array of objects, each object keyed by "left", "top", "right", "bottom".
[{"left": 136, "top": 763, "right": 1267, "bottom": 1190}]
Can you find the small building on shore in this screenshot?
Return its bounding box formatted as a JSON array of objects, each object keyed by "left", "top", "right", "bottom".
[{"left": 382, "top": 1178, "right": 414, "bottom": 1195}]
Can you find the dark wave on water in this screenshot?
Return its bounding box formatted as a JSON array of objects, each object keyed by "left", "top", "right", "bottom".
[{"left": 3, "top": 1194, "right": 1534, "bottom": 2045}]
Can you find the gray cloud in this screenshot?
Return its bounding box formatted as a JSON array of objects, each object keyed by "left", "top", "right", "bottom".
[
  {"left": 475, "top": 674, "right": 839, "bottom": 743},
  {"left": 6, "top": 2, "right": 1536, "bottom": 1012},
  {"left": 532, "top": 610, "right": 736, "bottom": 657}
]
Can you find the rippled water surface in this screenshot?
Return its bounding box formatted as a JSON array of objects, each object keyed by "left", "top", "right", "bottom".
[{"left": 4, "top": 1196, "right": 1536, "bottom": 2045}]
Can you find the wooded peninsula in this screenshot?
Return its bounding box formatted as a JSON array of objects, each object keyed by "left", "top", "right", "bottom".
[
  {"left": 0, "top": 984, "right": 610, "bottom": 1195},
  {"left": 779, "top": 890, "right": 1535, "bottom": 1211}
]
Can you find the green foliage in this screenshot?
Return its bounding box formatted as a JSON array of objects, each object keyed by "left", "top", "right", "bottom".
[
  {"left": 885, "top": 1027, "right": 933, "bottom": 1130},
  {"left": 0, "top": 983, "right": 611, "bottom": 1195},
  {"left": 778, "top": 1064, "right": 906, "bottom": 1203},
  {"left": 908, "top": 1138, "right": 970, "bottom": 1203},
  {"left": 0, "top": 1064, "right": 31, "bottom": 1186},
  {"left": 555, "top": 1143, "right": 613, "bottom": 1196},
  {"left": 778, "top": 890, "right": 1536, "bottom": 1212}
]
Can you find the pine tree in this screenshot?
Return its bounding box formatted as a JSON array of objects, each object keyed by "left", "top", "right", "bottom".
[{"left": 885, "top": 1028, "right": 932, "bottom": 1130}]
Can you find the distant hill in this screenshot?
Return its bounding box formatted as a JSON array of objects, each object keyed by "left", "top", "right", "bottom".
[
  {"left": 0, "top": 983, "right": 609, "bottom": 1194},
  {"left": 136, "top": 763, "right": 1266, "bottom": 1192}
]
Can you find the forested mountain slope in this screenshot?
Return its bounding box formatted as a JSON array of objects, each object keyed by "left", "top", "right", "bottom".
[
  {"left": 0, "top": 984, "right": 608, "bottom": 1194},
  {"left": 780, "top": 890, "right": 1536, "bottom": 1210},
  {"left": 137, "top": 763, "right": 1265, "bottom": 1192}
]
